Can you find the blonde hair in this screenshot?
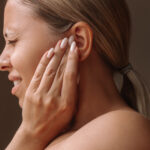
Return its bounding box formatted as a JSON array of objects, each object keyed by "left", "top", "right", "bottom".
[{"left": 19, "top": 0, "right": 150, "bottom": 118}]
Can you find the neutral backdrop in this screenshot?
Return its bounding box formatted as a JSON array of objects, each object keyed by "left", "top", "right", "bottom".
[{"left": 0, "top": 0, "right": 150, "bottom": 149}]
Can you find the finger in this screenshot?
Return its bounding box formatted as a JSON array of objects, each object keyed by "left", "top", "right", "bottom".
[
  {"left": 49, "top": 36, "right": 75, "bottom": 96},
  {"left": 61, "top": 41, "right": 79, "bottom": 103},
  {"left": 37, "top": 37, "right": 68, "bottom": 93},
  {"left": 49, "top": 53, "right": 68, "bottom": 96},
  {"left": 28, "top": 48, "right": 54, "bottom": 92}
]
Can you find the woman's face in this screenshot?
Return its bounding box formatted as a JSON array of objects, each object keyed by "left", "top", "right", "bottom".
[{"left": 0, "top": 0, "right": 60, "bottom": 107}]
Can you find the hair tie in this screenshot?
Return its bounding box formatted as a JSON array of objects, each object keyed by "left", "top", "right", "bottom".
[{"left": 119, "top": 63, "right": 133, "bottom": 75}]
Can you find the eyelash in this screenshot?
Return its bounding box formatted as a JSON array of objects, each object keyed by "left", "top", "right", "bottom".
[{"left": 7, "top": 40, "right": 17, "bottom": 45}]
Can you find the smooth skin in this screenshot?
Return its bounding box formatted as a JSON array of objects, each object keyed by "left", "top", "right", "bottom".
[
  {"left": 5, "top": 38, "right": 80, "bottom": 150},
  {"left": 0, "top": 0, "right": 150, "bottom": 150}
]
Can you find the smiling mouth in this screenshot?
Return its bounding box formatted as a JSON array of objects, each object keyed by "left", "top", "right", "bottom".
[
  {"left": 11, "top": 80, "right": 22, "bottom": 95},
  {"left": 8, "top": 74, "right": 22, "bottom": 95}
]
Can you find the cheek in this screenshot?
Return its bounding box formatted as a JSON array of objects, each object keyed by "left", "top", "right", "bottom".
[
  {"left": 10, "top": 32, "right": 57, "bottom": 88},
  {"left": 11, "top": 47, "right": 43, "bottom": 87}
]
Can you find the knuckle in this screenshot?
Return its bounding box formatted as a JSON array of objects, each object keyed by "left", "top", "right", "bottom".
[
  {"left": 57, "top": 63, "right": 65, "bottom": 77},
  {"left": 25, "top": 91, "right": 43, "bottom": 106},
  {"left": 59, "top": 100, "right": 71, "bottom": 112},
  {"left": 40, "top": 60, "right": 47, "bottom": 68},
  {"left": 59, "top": 63, "right": 65, "bottom": 73},
  {"left": 34, "top": 72, "right": 42, "bottom": 81},
  {"left": 25, "top": 93, "right": 35, "bottom": 104},
  {"left": 34, "top": 93, "right": 42, "bottom": 101},
  {"left": 45, "top": 96, "right": 58, "bottom": 109},
  {"left": 45, "top": 68, "right": 56, "bottom": 77},
  {"left": 24, "top": 92, "right": 31, "bottom": 101},
  {"left": 33, "top": 93, "right": 43, "bottom": 106},
  {"left": 34, "top": 63, "right": 46, "bottom": 79},
  {"left": 60, "top": 104, "right": 68, "bottom": 112}
]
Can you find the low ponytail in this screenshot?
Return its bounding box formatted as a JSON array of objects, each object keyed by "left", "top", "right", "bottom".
[{"left": 120, "top": 69, "right": 150, "bottom": 119}]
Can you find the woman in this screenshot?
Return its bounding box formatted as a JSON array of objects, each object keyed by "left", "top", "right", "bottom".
[{"left": 0, "top": 0, "right": 150, "bottom": 149}]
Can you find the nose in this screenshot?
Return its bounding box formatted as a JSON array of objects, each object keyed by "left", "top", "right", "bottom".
[{"left": 0, "top": 50, "right": 12, "bottom": 71}]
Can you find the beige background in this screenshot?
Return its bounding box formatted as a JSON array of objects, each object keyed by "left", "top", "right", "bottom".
[{"left": 0, "top": 0, "right": 150, "bottom": 149}]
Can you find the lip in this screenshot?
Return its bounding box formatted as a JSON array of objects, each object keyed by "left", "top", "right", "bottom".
[
  {"left": 11, "top": 83, "right": 21, "bottom": 95},
  {"left": 8, "top": 74, "right": 22, "bottom": 95},
  {"left": 8, "top": 75, "right": 22, "bottom": 82}
]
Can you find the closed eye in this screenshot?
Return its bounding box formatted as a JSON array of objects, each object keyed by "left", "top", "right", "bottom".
[{"left": 7, "top": 40, "right": 17, "bottom": 45}]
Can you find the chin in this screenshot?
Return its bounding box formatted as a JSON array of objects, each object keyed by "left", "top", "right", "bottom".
[{"left": 17, "top": 97, "right": 24, "bottom": 108}]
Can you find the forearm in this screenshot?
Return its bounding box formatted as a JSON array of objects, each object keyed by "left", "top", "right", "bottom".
[{"left": 5, "top": 125, "right": 46, "bottom": 150}]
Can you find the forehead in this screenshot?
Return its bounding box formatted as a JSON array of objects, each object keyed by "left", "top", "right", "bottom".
[
  {"left": 4, "top": 0, "right": 36, "bottom": 35},
  {"left": 4, "top": 0, "right": 54, "bottom": 40},
  {"left": 5, "top": 0, "right": 33, "bottom": 17}
]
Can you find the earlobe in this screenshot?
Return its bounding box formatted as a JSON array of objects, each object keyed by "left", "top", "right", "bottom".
[{"left": 68, "top": 22, "right": 93, "bottom": 61}]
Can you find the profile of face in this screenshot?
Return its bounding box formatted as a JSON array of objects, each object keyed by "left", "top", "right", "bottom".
[{"left": 0, "top": 0, "right": 61, "bottom": 107}]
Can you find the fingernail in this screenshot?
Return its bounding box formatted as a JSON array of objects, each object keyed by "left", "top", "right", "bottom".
[
  {"left": 60, "top": 37, "right": 68, "bottom": 49},
  {"left": 70, "top": 41, "right": 76, "bottom": 52},
  {"left": 47, "top": 48, "right": 54, "bottom": 58},
  {"left": 68, "top": 35, "right": 74, "bottom": 46}
]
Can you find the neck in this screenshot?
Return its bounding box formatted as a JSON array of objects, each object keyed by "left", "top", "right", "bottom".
[{"left": 71, "top": 50, "right": 128, "bottom": 130}]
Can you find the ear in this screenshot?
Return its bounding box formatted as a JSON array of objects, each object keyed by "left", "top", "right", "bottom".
[{"left": 67, "top": 21, "right": 93, "bottom": 61}]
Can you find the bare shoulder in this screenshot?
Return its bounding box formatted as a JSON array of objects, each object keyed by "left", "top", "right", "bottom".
[{"left": 46, "top": 108, "right": 150, "bottom": 150}]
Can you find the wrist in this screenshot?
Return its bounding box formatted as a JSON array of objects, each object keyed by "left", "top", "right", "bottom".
[
  {"left": 19, "top": 122, "right": 60, "bottom": 147},
  {"left": 5, "top": 124, "right": 46, "bottom": 150},
  {"left": 18, "top": 123, "right": 46, "bottom": 149}
]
